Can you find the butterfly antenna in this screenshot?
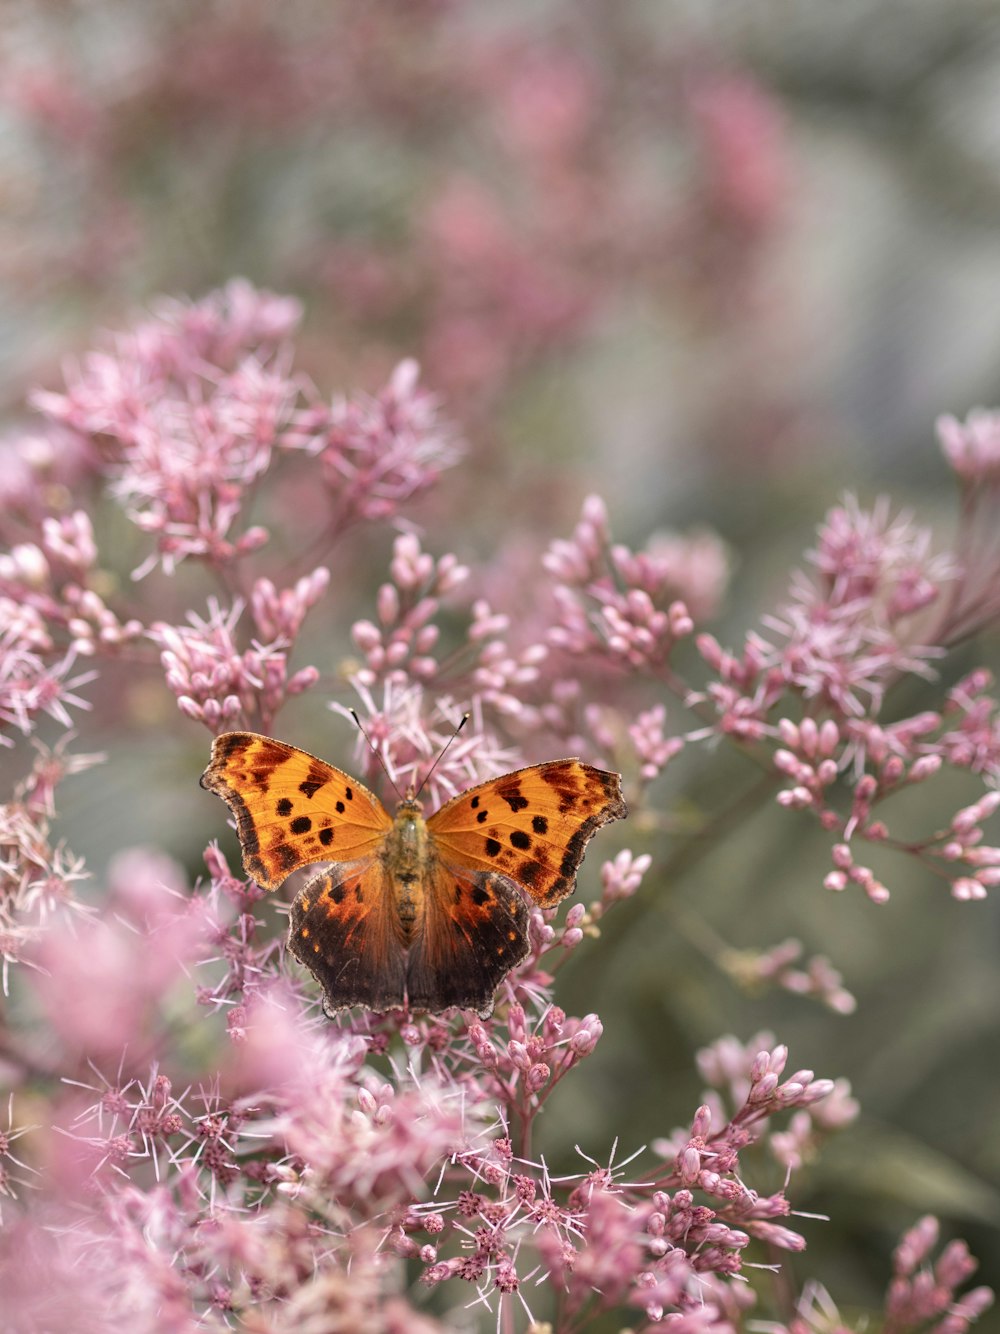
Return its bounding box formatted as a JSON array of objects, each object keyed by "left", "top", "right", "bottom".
[
  {"left": 415, "top": 713, "right": 470, "bottom": 800},
  {"left": 349, "top": 709, "right": 404, "bottom": 801}
]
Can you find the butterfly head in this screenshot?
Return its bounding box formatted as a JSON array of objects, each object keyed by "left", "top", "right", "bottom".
[{"left": 395, "top": 791, "right": 424, "bottom": 817}]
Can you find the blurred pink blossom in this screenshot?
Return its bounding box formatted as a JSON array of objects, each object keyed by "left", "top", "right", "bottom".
[
  {"left": 31, "top": 857, "right": 206, "bottom": 1065},
  {"left": 937, "top": 408, "right": 1000, "bottom": 484}
]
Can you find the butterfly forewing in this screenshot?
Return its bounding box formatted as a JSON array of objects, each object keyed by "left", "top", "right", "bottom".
[
  {"left": 426, "top": 759, "right": 627, "bottom": 907},
  {"left": 200, "top": 732, "right": 392, "bottom": 889}
]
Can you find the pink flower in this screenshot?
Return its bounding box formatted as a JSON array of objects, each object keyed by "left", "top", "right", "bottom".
[
  {"left": 598, "top": 848, "right": 652, "bottom": 908},
  {"left": 33, "top": 283, "right": 304, "bottom": 578},
  {"left": 690, "top": 72, "right": 789, "bottom": 233},
  {"left": 544, "top": 495, "right": 708, "bottom": 670},
  {"left": 336, "top": 680, "right": 517, "bottom": 810},
  {"left": 492, "top": 47, "right": 597, "bottom": 161},
  {"left": 937, "top": 409, "right": 1000, "bottom": 484},
  {"left": 151, "top": 587, "right": 323, "bottom": 733},
  {"left": 0, "top": 636, "right": 96, "bottom": 743},
  {"left": 723, "top": 938, "right": 857, "bottom": 1015},
  {"left": 29, "top": 855, "right": 207, "bottom": 1064},
  {"left": 294, "top": 359, "right": 462, "bottom": 525}
]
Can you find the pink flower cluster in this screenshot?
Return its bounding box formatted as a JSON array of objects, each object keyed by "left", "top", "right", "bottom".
[
  {"left": 32, "top": 282, "right": 301, "bottom": 576},
  {"left": 543, "top": 494, "right": 714, "bottom": 672},
  {"left": 780, "top": 1216, "right": 994, "bottom": 1334},
  {"left": 295, "top": 359, "right": 462, "bottom": 527},
  {"left": 936, "top": 408, "right": 1000, "bottom": 484},
  {"left": 660, "top": 493, "right": 1000, "bottom": 905},
  {"left": 721, "top": 939, "right": 856, "bottom": 1015},
  {"left": 405, "top": 1032, "right": 850, "bottom": 1328},
  {"left": 0, "top": 744, "right": 101, "bottom": 993},
  {"left": 349, "top": 533, "right": 470, "bottom": 688},
  {"left": 151, "top": 567, "right": 329, "bottom": 734},
  {"left": 14, "top": 863, "right": 867, "bottom": 1332},
  {"left": 695, "top": 496, "right": 950, "bottom": 734},
  {"left": 885, "top": 1216, "right": 994, "bottom": 1334},
  {"left": 0, "top": 506, "right": 137, "bottom": 744},
  {"left": 32, "top": 283, "right": 459, "bottom": 579},
  {"left": 0, "top": 285, "right": 996, "bottom": 1331}
]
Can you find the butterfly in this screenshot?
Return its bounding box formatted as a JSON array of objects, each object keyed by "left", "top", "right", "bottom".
[{"left": 200, "top": 732, "right": 627, "bottom": 1017}]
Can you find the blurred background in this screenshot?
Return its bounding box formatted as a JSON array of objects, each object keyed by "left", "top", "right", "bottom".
[{"left": 3, "top": 0, "right": 999, "bottom": 1323}]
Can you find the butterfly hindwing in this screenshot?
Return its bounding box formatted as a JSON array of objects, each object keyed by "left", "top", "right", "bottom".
[
  {"left": 287, "top": 860, "right": 407, "bottom": 1013},
  {"left": 200, "top": 731, "right": 392, "bottom": 889},
  {"left": 405, "top": 862, "right": 530, "bottom": 1018},
  {"left": 426, "top": 759, "right": 627, "bottom": 908}
]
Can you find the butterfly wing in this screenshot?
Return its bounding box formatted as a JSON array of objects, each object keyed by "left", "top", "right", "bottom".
[
  {"left": 426, "top": 759, "right": 627, "bottom": 908},
  {"left": 287, "top": 860, "right": 407, "bottom": 1014},
  {"left": 200, "top": 731, "right": 392, "bottom": 889},
  {"left": 405, "top": 862, "right": 530, "bottom": 1018}
]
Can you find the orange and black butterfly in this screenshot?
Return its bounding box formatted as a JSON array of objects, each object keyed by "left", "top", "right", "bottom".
[{"left": 201, "top": 732, "right": 627, "bottom": 1017}]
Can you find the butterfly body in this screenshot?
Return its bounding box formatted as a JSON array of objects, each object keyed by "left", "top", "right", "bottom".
[
  {"left": 381, "top": 798, "right": 431, "bottom": 941},
  {"left": 201, "top": 731, "right": 627, "bottom": 1017}
]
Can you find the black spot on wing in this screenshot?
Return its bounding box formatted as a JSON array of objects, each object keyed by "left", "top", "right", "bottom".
[
  {"left": 497, "top": 784, "right": 529, "bottom": 813},
  {"left": 298, "top": 766, "right": 329, "bottom": 799},
  {"left": 319, "top": 827, "right": 334, "bottom": 847},
  {"left": 517, "top": 860, "right": 543, "bottom": 889},
  {"left": 509, "top": 830, "right": 531, "bottom": 851},
  {"left": 290, "top": 816, "right": 312, "bottom": 834},
  {"left": 272, "top": 843, "right": 299, "bottom": 873},
  {"left": 532, "top": 815, "right": 548, "bottom": 835},
  {"left": 484, "top": 837, "right": 501, "bottom": 857},
  {"left": 276, "top": 798, "right": 293, "bottom": 817}
]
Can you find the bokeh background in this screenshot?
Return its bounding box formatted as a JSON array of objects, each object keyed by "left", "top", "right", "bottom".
[{"left": 3, "top": 0, "right": 1000, "bottom": 1323}]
